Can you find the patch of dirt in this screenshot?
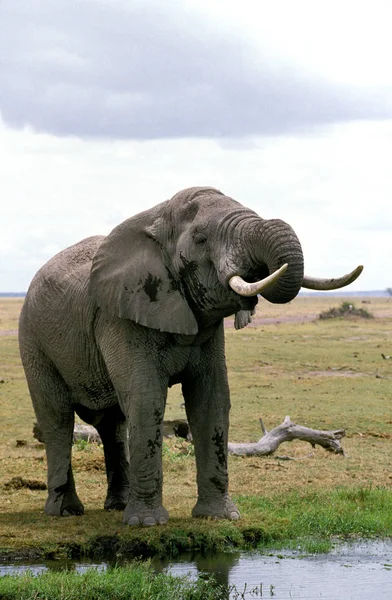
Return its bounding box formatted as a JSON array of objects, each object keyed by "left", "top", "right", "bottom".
[
  {"left": 305, "top": 370, "right": 365, "bottom": 378},
  {"left": 357, "top": 431, "right": 392, "bottom": 439},
  {"left": 0, "top": 329, "right": 18, "bottom": 336},
  {"left": 3, "top": 477, "right": 47, "bottom": 491},
  {"left": 73, "top": 455, "right": 105, "bottom": 471}
]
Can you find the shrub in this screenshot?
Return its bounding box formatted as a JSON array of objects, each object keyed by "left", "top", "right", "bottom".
[{"left": 319, "top": 301, "right": 373, "bottom": 320}]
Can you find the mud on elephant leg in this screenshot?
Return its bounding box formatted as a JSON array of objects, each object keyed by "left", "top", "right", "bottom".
[
  {"left": 189, "top": 421, "right": 240, "bottom": 521},
  {"left": 116, "top": 374, "right": 169, "bottom": 526},
  {"left": 122, "top": 418, "right": 169, "bottom": 526},
  {"left": 183, "top": 324, "right": 240, "bottom": 521}
]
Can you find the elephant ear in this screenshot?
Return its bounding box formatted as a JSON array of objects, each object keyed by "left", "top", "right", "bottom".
[{"left": 89, "top": 205, "right": 198, "bottom": 335}]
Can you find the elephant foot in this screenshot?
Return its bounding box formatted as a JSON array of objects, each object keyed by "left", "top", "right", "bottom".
[
  {"left": 45, "top": 490, "right": 84, "bottom": 517},
  {"left": 122, "top": 503, "right": 169, "bottom": 527},
  {"left": 192, "top": 496, "right": 240, "bottom": 521}
]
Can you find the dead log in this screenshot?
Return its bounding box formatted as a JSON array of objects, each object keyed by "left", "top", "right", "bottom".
[
  {"left": 33, "top": 422, "right": 102, "bottom": 444},
  {"left": 228, "top": 416, "right": 346, "bottom": 456},
  {"left": 33, "top": 419, "right": 191, "bottom": 444},
  {"left": 33, "top": 416, "right": 345, "bottom": 456}
]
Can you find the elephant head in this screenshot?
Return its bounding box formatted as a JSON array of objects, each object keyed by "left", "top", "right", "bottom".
[{"left": 89, "top": 187, "right": 362, "bottom": 333}]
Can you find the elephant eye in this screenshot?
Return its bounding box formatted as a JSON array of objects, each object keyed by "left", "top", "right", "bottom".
[{"left": 194, "top": 232, "right": 207, "bottom": 246}]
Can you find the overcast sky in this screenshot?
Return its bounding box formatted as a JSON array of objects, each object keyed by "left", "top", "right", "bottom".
[{"left": 1, "top": 0, "right": 392, "bottom": 292}]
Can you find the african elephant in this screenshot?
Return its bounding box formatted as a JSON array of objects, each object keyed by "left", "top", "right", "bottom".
[{"left": 19, "top": 187, "right": 362, "bottom": 525}]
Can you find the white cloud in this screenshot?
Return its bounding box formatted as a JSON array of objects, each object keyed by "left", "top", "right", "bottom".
[
  {"left": 192, "top": 0, "right": 392, "bottom": 86},
  {"left": 0, "top": 116, "right": 391, "bottom": 292},
  {"left": 1, "top": 1, "right": 391, "bottom": 293},
  {"left": 1, "top": 0, "right": 391, "bottom": 139}
]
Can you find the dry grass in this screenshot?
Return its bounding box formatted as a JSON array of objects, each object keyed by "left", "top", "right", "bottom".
[{"left": 1, "top": 296, "right": 391, "bottom": 554}]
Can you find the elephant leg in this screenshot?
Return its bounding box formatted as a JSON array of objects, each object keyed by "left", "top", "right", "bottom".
[
  {"left": 119, "top": 379, "right": 169, "bottom": 526},
  {"left": 183, "top": 325, "right": 240, "bottom": 521},
  {"left": 45, "top": 443, "right": 84, "bottom": 517},
  {"left": 97, "top": 324, "right": 169, "bottom": 526},
  {"left": 23, "top": 353, "right": 84, "bottom": 516},
  {"left": 95, "top": 405, "right": 130, "bottom": 511}
]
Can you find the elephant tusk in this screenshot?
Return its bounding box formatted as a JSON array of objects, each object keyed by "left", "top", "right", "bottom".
[
  {"left": 302, "top": 265, "right": 364, "bottom": 291},
  {"left": 229, "top": 263, "right": 288, "bottom": 297}
]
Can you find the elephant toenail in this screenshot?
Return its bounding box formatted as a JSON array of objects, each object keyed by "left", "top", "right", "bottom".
[
  {"left": 128, "top": 516, "right": 140, "bottom": 526},
  {"left": 143, "top": 517, "right": 156, "bottom": 526}
]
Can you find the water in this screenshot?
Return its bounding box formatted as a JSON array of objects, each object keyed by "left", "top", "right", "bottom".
[
  {"left": 155, "top": 541, "right": 392, "bottom": 599},
  {"left": 0, "top": 559, "right": 108, "bottom": 577},
  {"left": 1, "top": 541, "right": 391, "bottom": 599}
]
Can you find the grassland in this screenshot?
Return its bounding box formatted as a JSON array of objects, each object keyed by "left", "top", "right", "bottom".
[
  {"left": 0, "top": 296, "right": 391, "bottom": 559},
  {"left": 0, "top": 563, "right": 224, "bottom": 600}
]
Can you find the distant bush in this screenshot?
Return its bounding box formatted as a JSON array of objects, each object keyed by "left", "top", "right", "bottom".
[{"left": 319, "top": 301, "right": 373, "bottom": 320}]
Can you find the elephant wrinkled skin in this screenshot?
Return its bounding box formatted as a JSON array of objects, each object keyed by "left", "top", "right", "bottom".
[{"left": 18, "top": 187, "right": 363, "bottom": 525}]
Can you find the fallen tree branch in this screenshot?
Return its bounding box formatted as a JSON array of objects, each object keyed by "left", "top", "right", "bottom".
[
  {"left": 33, "top": 416, "right": 346, "bottom": 456},
  {"left": 228, "top": 415, "right": 346, "bottom": 456},
  {"left": 33, "top": 419, "right": 192, "bottom": 444}
]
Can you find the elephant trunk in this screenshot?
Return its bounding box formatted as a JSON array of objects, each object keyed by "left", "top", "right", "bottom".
[
  {"left": 228, "top": 216, "right": 363, "bottom": 302},
  {"left": 248, "top": 219, "right": 304, "bottom": 304}
]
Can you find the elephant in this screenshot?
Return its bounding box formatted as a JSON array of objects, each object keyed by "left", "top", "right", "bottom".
[{"left": 18, "top": 186, "right": 363, "bottom": 526}]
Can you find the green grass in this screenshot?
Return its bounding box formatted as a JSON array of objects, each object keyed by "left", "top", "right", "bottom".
[
  {"left": 1, "top": 296, "right": 392, "bottom": 559},
  {"left": 237, "top": 486, "right": 392, "bottom": 552},
  {"left": 0, "top": 563, "right": 223, "bottom": 600}
]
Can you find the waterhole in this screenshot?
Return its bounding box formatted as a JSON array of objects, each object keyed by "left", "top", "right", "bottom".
[
  {"left": 155, "top": 541, "right": 392, "bottom": 598},
  {"left": 1, "top": 541, "right": 391, "bottom": 599}
]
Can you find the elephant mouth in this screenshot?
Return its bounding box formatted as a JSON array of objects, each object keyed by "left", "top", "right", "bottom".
[
  {"left": 242, "top": 265, "right": 270, "bottom": 283},
  {"left": 238, "top": 295, "right": 259, "bottom": 311}
]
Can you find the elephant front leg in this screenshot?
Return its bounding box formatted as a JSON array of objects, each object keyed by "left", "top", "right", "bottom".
[
  {"left": 119, "top": 380, "right": 169, "bottom": 527},
  {"left": 182, "top": 331, "right": 240, "bottom": 521}
]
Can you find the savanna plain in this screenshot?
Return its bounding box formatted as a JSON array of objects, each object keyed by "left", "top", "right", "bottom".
[{"left": 0, "top": 296, "right": 391, "bottom": 563}]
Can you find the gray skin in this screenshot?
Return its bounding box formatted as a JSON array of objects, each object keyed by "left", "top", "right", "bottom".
[{"left": 19, "top": 186, "right": 305, "bottom": 525}]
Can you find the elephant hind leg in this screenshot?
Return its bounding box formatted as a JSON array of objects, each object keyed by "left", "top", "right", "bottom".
[
  {"left": 44, "top": 460, "right": 84, "bottom": 517},
  {"left": 21, "top": 349, "right": 84, "bottom": 516},
  {"left": 95, "top": 404, "right": 131, "bottom": 511}
]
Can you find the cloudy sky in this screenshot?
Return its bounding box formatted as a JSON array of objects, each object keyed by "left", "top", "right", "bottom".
[{"left": 1, "top": 0, "right": 392, "bottom": 293}]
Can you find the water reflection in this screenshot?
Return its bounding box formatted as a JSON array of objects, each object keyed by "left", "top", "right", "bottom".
[
  {"left": 0, "top": 559, "right": 107, "bottom": 577},
  {"left": 153, "top": 541, "right": 392, "bottom": 599},
  {"left": 155, "top": 552, "right": 239, "bottom": 598}
]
